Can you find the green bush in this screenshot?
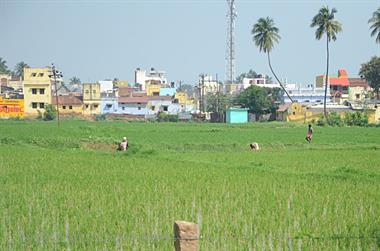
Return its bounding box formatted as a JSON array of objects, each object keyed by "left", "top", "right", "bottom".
[
  {"left": 316, "top": 114, "right": 326, "bottom": 126},
  {"left": 344, "top": 112, "right": 368, "bottom": 127},
  {"left": 95, "top": 114, "right": 107, "bottom": 121},
  {"left": 327, "top": 112, "right": 343, "bottom": 127},
  {"left": 157, "top": 112, "right": 178, "bottom": 122},
  {"left": 43, "top": 105, "right": 56, "bottom": 121}
]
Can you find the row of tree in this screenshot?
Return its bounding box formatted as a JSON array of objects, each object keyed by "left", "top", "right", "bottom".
[
  {"left": 250, "top": 6, "right": 380, "bottom": 120},
  {"left": 0, "top": 59, "right": 29, "bottom": 78}
]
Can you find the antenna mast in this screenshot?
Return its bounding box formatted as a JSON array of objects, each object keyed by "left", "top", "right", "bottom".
[{"left": 226, "top": 0, "right": 236, "bottom": 85}]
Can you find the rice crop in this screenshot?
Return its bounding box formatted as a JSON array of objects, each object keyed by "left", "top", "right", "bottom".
[{"left": 0, "top": 120, "right": 379, "bottom": 250}]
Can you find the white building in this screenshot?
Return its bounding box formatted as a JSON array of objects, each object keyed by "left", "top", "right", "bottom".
[{"left": 135, "top": 68, "right": 167, "bottom": 91}]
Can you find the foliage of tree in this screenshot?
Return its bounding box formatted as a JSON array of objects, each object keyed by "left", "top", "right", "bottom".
[
  {"left": 251, "top": 17, "right": 293, "bottom": 103},
  {"left": 236, "top": 69, "right": 259, "bottom": 83},
  {"left": 205, "top": 93, "right": 231, "bottom": 113},
  {"left": 369, "top": 7, "right": 380, "bottom": 44},
  {"left": 69, "top": 77, "right": 81, "bottom": 86},
  {"left": 14, "top": 61, "right": 29, "bottom": 78},
  {"left": 0, "top": 57, "right": 11, "bottom": 74},
  {"left": 177, "top": 84, "right": 195, "bottom": 97},
  {"left": 359, "top": 56, "right": 380, "bottom": 99},
  {"left": 234, "top": 85, "right": 282, "bottom": 118},
  {"left": 43, "top": 104, "right": 56, "bottom": 121},
  {"left": 311, "top": 6, "right": 342, "bottom": 119}
]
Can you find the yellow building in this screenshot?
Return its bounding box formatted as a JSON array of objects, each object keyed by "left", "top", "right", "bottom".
[
  {"left": 225, "top": 83, "right": 238, "bottom": 94},
  {"left": 175, "top": 92, "right": 194, "bottom": 105},
  {"left": 0, "top": 97, "right": 24, "bottom": 118},
  {"left": 146, "top": 80, "right": 161, "bottom": 96},
  {"left": 51, "top": 94, "right": 83, "bottom": 115},
  {"left": 83, "top": 83, "right": 101, "bottom": 115},
  {"left": 23, "top": 67, "right": 52, "bottom": 116},
  {"left": 113, "top": 80, "right": 129, "bottom": 88}
]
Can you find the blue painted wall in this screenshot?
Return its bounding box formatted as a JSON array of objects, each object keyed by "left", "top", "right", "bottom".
[
  {"left": 226, "top": 108, "right": 248, "bottom": 123},
  {"left": 159, "top": 88, "right": 176, "bottom": 96}
]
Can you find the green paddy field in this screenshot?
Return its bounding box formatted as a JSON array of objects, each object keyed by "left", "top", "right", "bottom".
[{"left": 0, "top": 120, "right": 379, "bottom": 250}]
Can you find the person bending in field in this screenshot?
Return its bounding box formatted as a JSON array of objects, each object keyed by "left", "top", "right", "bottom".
[
  {"left": 305, "top": 124, "right": 313, "bottom": 143},
  {"left": 250, "top": 142, "right": 260, "bottom": 151},
  {"left": 119, "top": 137, "right": 129, "bottom": 151}
]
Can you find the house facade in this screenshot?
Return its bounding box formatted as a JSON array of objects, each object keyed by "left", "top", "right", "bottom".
[
  {"left": 83, "top": 83, "right": 101, "bottom": 115},
  {"left": 23, "top": 67, "right": 52, "bottom": 116}
]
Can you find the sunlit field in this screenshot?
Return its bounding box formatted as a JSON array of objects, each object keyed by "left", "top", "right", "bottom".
[{"left": 0, "top": 120, "right": 379, "bottom": 250}]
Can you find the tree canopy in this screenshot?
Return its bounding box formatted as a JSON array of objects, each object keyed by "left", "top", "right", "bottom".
[
  {"left": 234, "top": 85, "right": 282, "bottom": 116},
  {"left": 369, "top": 7, "right": 380, "bottom": 44},
  {"left": 359, "top": 56, "right": 380, "bottom": 99},
  {"left": 14, "top": 61, "right": 29, "bottom": 78},
  {"left": 205, "top": 93, "right": 231, "bottom": 113},
  {"left": 0, "top": 57, "right": 11, "bottom": 75}
]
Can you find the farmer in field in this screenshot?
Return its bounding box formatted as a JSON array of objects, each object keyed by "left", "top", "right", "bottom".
[
  {"left": 305, "top": 124, "right": 313, "bottom": 143},
  {"left": 119, "top": 137, "right": 129, "bottom": 151},
  {"left": 250, "top": 142, "right": 260, "bottom": 151}
]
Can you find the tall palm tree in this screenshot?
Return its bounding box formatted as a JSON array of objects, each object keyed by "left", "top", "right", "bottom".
[
  {"left": 14, "top": 61, "right": 29, "bottom": 79},
  {"left": 369, "top": 7, "right": 380, "bottom": 44},
  {"left": 251, "top": 17, "right": 293, "bottom": 103},
  {"left": 69, "top": 76, "right": 81, "bottom": 86},
  {"left": 311, "top": 6, "right": 342, "bottom": 119},
  {"left": 0, "top": 57, "right": 10, "bottom": 74}
]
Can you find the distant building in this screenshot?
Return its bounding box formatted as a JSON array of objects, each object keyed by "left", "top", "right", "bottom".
[
  {"left": 159, "top": 87, "right": 176, "bottom": 96},
  {"left": 135, "top": 68, "right": 167, "bottom": 91},
  {"left": 316, "top": 69, "right": 349, "bottom": 103},
  {"left": 23, "top": 67, "right": 53, "bottom": 116},
  {"left": 284, "top": 84, "right": 326, "bottom": 103},
  {"left": 348, "top": 78, "right": 369, "bottom": 102},
  {"left": 83, "top": 83, "right": 101, "bottom": 115},
  {"left": 51, "top": 94, "right": 83, "bottom": 114},
  {"left": 118, "top": 96, "right": 149, "bottom": 116}
]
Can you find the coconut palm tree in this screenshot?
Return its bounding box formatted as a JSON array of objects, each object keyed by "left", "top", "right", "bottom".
[
  {"left": 69, "top": 77, "right": 81, "bottom": 86},
  {"left": 14, "top": 61, "right": 29, "bottom": 79},
  {"left": 311, "top": 6, "right": 342, "bottom": 119},
  {"left": 251, "top": 17, "right": 293, "bottom": 103},
  {"left": 369, "top": 7, "right": 380, "bottom": 44},
  {"left": 0, "top": 57, "right": 10, "bottom": 74}
]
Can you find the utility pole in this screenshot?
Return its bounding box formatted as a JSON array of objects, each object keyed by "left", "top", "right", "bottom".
[{"left": 49, "top": 64, "right": 63, "bottom": 127}]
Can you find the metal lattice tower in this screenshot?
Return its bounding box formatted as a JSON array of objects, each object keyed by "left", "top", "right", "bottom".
[{"left": 225, "top": 0, "right": 236, "bottom": 85}]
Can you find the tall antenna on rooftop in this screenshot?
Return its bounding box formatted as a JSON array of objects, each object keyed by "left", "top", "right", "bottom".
[{"left": 226, "top": 0, "right": 236, "bottom": 85}]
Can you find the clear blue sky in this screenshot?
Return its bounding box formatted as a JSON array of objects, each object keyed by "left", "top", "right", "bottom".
[{"left": 1, "top": 0, "right": 379, "bottom": 86}]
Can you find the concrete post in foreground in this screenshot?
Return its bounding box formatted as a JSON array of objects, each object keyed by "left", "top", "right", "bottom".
[{"left": 173, "top": 221, "right": 199, "bottom": 251}]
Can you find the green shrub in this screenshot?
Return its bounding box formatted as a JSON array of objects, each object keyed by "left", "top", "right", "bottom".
[
  {"left": 95, "top": 114, "right": 107, "bottom": 121},
  {"left": 316, "top": 114, "right": 326, "bottom": 126},
  {"left": 327, "top": 112, "right": 343, "bottom": 127},
  {"left": 157, "top": 112, "right": 178, "bottom": 122},
  {"left": 43, "top": 105, "right": 56, "bottom": 121},
  {"left": 344, "top": 112, "right": 368, "bottom": 127}
]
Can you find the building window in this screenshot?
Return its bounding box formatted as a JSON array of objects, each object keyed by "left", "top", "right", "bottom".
[
  {"left": 163, "top": 106, "right": 168, "bottom": 112},
  {"left": 343, "top": 86, "right": 348, "bottom": 91},
  {"left": 39, "top": 103, "right": 44, "bottom": 109},
  {"left": 32, "top": 102, "right": 37, "bottom": 109},
  {"left": 151, "top": 106, "right": 155, "bottom": 111},
  {"left": 31, "top": 73, "right": 37, "bottom": 77},
  {"left": 106, "top": 104, "right": 112, "bottom": 108},
  {"left": 69, "top": 106, "right": 73, "bottom": 110},
  {"left": 356, "top": 94, "right": 360, "bottom": 99},
  {"left": 39, "top": 88, "right": 45, "bottom": 94},
  {"left": 85, "top": 104, "right": 89, "bottom": 109},
  {"left": 333, "top": 86, "right": 338, "bottom": 91},
  {"left": 32, "top": 88, "right": 37, "bottom": 94},
  {"left": 94, "top": 104, "right": 98, "bottom": 108},
  {"left": 63, "top": 106, "right": 66, "bottom": 109},
  {"left": 293, "top": 112, "right": 296, "bottom": 115},
  {"left": 93, "top": 90, "right": 96, "bottom": 94},
  {"left": 38, "top": 73, "right": 44, "bottom": 77},
  {"left": 85, "top": 90, "right": 89, "bottom": 94},
  {"left": 122, "top": 107, "right": 125, "bottom": 110}
]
